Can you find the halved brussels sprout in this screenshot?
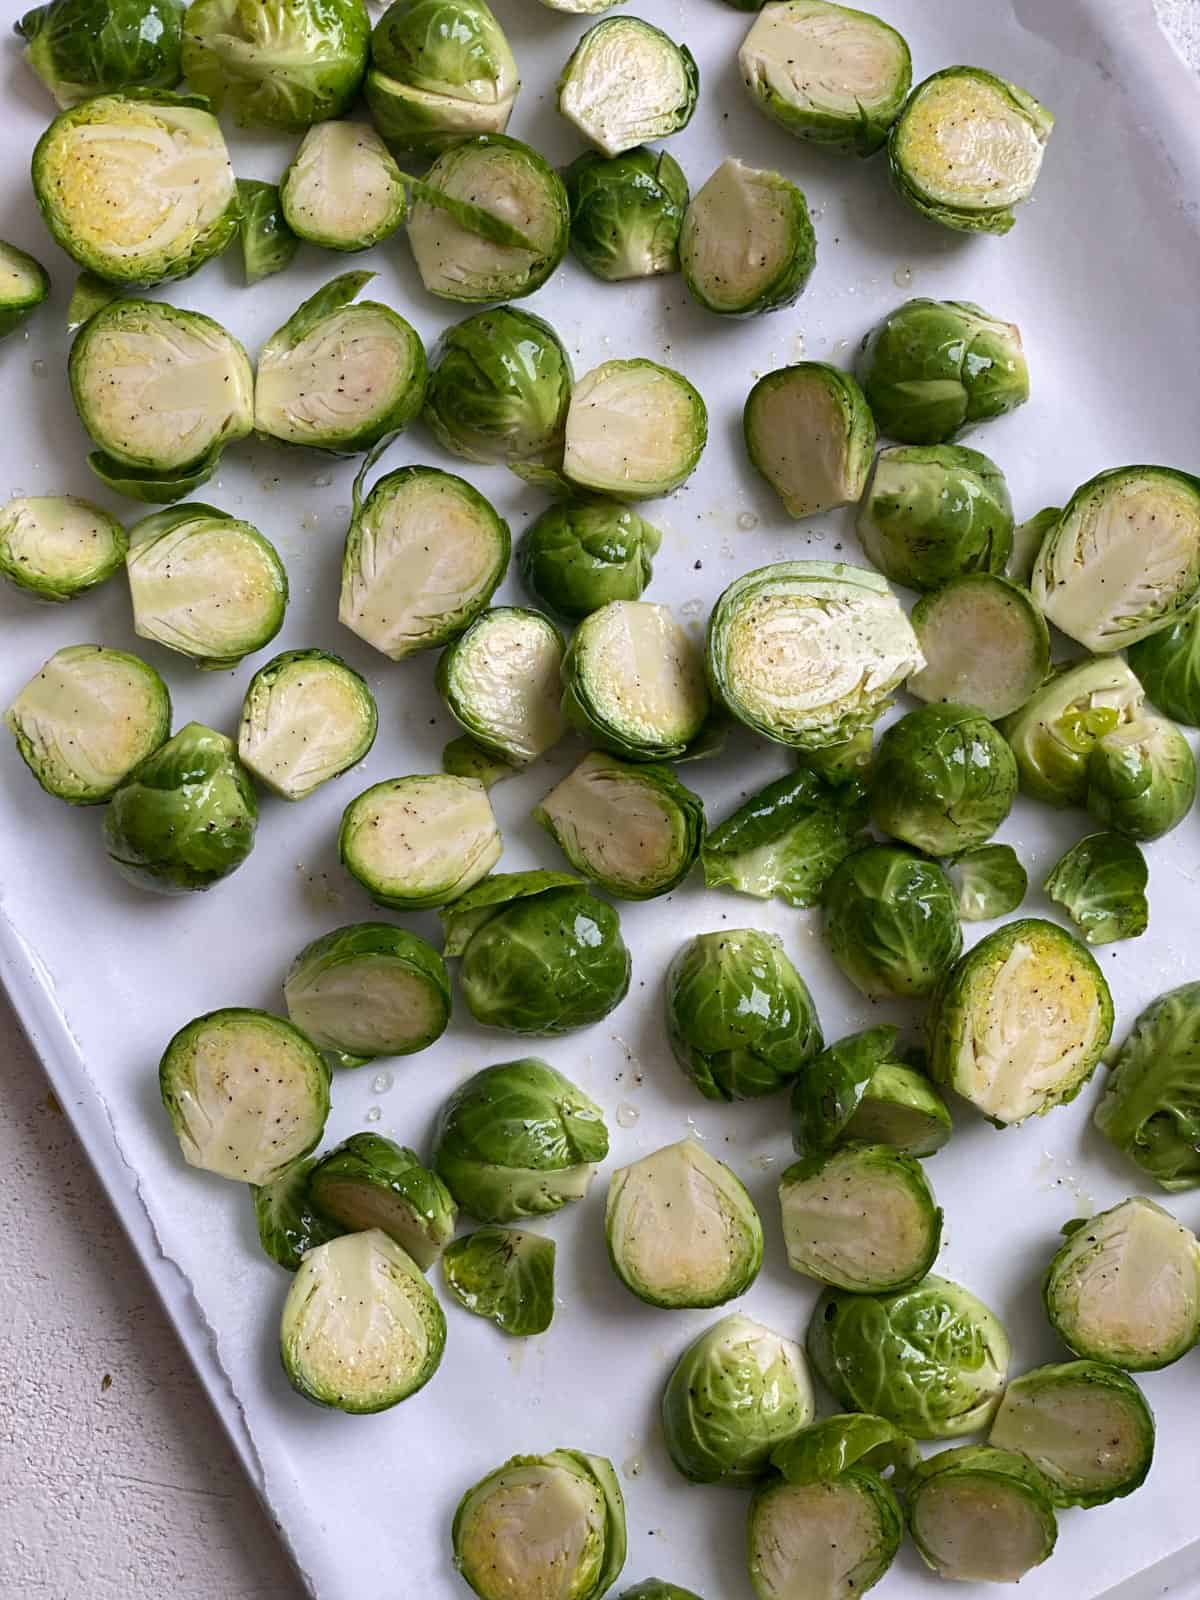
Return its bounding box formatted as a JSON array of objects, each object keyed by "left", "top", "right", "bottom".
[
  {"left": 563, "top": 359, "right": 708, "bottom": 499},
  {"left": 408, "top": 136, "right": 569, "bottom": 303},
  {"left": 702, "top": 769, "right": 867, "bottom": 908},
  {"left": 66, "top": 269, "right": 119, "bottom": 333},
  {"left": 104, "top": 722, "right": 257, "bottom": 892},
  {"left": 743, "top": 364, "right": 874, "bottom": 519},
  {"left": 617, "top": 1586, "right": 702, "bottom": 1600},
  {"left": 280, "top": 121, "right": 407, "bottom": 251},
  {"left": 558, "top": 18, "right": 697, "bottom": 157},
  {"left": 0, "top": 494, "right": 125, "bottom": 602},
  {"left": 746, "top": 1472, "right": 902, "bottom": 1600},
  {"left": 438, "top": 607, "right": 565, "bottom": 767},
  {"left": 1032, "top": 465, "right": 1200, "bottom": 653},
  {"left": 870, "top": 703, "right": 1017, "bottom": 856},
  {"left": 32, "top": 93, "right": 239, "bottom": 285},
  {"left": 425, "top": 307, "right": 572, "bottom": 466},
  {"left": 433, "top": 1058, "right": 609, "bottom": 1222},
  {"left": 791, "top": 1025, "right": 952, "bottom": 1160},
  {"left": 536, "top": 752, "right": 703, "bottom": 900},
  {"left": 18, "top": 0, "right": 184, "bottom": 106},
  {"left": 338, "top": 774, "right": 501, "bottom": 911},
  {"left": 927, "top": 917, "right": 1113, "bottom": 1124},
  {"left": 606, "top": 1139, "right": 763, "bottom": 1309},
  {"left": 340, "top": 465, "right": 509, "bottom": 660},
  {"left": 889, "top": 67, "right": 1053, "bottom": 234},
  {"left": 1044, "top": 833, "right": 1148, "bottom": 946},
  {"left": 907, "top": 1446, "right": 1057, "bottom": 1582},
  {"left": 1000, "top": 655, "right": 1145, "bottom": 808},
  {"left": 564, "top": 147, "right": 689, "bottom": 282},
  {"left": 309, "top": 1133, "right": 456, "bottom": 1268},
  {"left": 1008, "top": 505, "right": 1060, "bottom": 587},
  {"left": 662, "top": 1314, "right": 814, "bottom": 1486},
  {"left": 666, "top": 929, "right": 822, "bottom": 1102},
  {"left": 1094, "top": 982, "right": 1200, "bottom": 1192},
  {"left": 255, "top": 272, "right": 427, "bottom": 454},
  {"left": 1129, "top": 607, "right": 1200, "bottom": 725},
  {"left": 183, "top": 0, "right": 368, "bottom": 129},
  {"left": 238, "top": 649, "right": 376, "bottom": 802},
  {"left": 908, "top": 574, "right": 1050, "bottom": 719},
  {"left": 989, "top": 1361, "right": 1155, "bottom": 1509},
  {"left": 807, "top": 1274, "right": 1010, "bottom": 1438},
  {"left": 159, "top": 1007, "right": 329, "bottom": 1183},
  {"left": 0, "top": 241, "right": 49, "bottom": 339},
  {"left": 519, "top": 498, "right": 661, "bottom": 620},
  {"left": 562, "top": 600, "right": 710, "bottom": 760},
  {"left": 252, "top": 1155, "right": 343, "bottom": 1270},
  {"left": 442, "top": 1226, "right": 555, "bottom": 1336},
  {"left": 738, "top": 0, "right": 911, "bottom": 155},
  {"left": 281, "top": 1229, "right": 445, "bottom": 1411},
  {"left": 946, "top": 843, "right": 1027, "bottom": 922},
  {"left": 680, "top": 159, "right": 815, "bottom": 318},
  {"left": 442, "top": 735, "right": 515, "bottom": 788},
  {"left": 284, "top": 923, "right": 450, "bottom": 1062},
  {"left": 236, "top": 180, "right": 299, "bottom": 285},
  {"left": 858, "top": 299, "right": 1029, "bottom": 445},
  {"left": 453, "top": 1451, "right": 626, "bottom": 1600},
  {"left": 6, "top": 643, "right": 169, "bottom": 804},
  {"left": 824, "top": 846, "right": 961, "bottom": 999},
  {"left": 126, "top": 504, "right": 287, "bottom": 670},
  {"left": 706, "top": 562, "right": 923, "bottom": 750},
  {"left": 858, "top": 443, "right": 1013, "bottom": 592}
]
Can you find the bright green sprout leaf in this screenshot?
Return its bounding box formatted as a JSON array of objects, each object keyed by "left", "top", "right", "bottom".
[
  {"left": 1093, "top": 980, "right": 1200, "bottom": 1192},
  {"left": 442, "top": 1225, "right": 555, "bottom": 1335},
  {"left": 946, "top": 844, "right": 1027, "bottom": 922},
  {"left": 823, "top": 845, "right": 961, "bottom": 999},
  {"left": 1044, "top": 832, "right": 1149, "bottom": 945}
]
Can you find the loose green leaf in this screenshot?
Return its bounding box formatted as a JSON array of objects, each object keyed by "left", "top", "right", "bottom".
[
  {"left": 947, "top": 844, "right": 1027, "bottom": 921},
  {"left": 702, "top": 769, "right": 867, "bottom": 908},
  {"left": 441, "top": 1226, "right": 555, "bottom": 1335},
  {"left": 1044, "top": 833, "right": 1148, "bottom": 945}
]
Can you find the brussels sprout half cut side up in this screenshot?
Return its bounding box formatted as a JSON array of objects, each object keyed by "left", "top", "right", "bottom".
[
  {"left": 564, "top": 147, "right": 689, "bottom": 282},
  {"left": 870, "top": 703, "right": 1018, "bottom": 856},
  {"left": 858, "top": 443, "right": 1013, "bottom": 592},
  {"left": 989, "top": 1361, "right": 1155, "bottom": 1509},
  {"left": 424, "top": 307, "right": 572, "bottom": 466},
  {"left": 284, "top": 923, "right": 450, "bottom": 1062},
  {"left": 1093, "top": 981, "right": 1200, "bottom": 1191},
  {"left": 791, "top": 1025, "right": 952, "bottom": 1160},
  {"left": 746, "top": 1472, "right": 902, "bottom": 1600},
  {"left": 339, "top": 465, "right": 510, "bottom": 660},
  {"left": 0, "top": 495, "right": 125, "bottom": 602},
  {"left": 32, "top": 94, "right": 240, "bottom": 286},
  {"left": 563, "top": 360, "right": 708, "bottom": 500},
  {"left": 908, "top": 574, "right": 1050, "bottom": 719},
  {"left": 519, "top": 498, "right": 661, "bottom": 620},
  {"left": 437, "top": 607, "right": 565, "bottom": 767},
  {"left": 236, "top": 180, "right": 300, "bottom": 285},
  {"left": 824, "top": 846, "right": 962, "bottom": 1000},
  {"left": 927, "top": 917, "right": 1113, "bottom": 1125},
  {"left": 558, "top": 18, "right": 698, "bottom": 157},
  {"left": 281, "top": 1229, "right": 445, "bottom": 1412},
  {"left": 252, "top": 1155, "right": 344, "bottom": 1270},
  {"left": 338, "top": 774, "right": 501, "bottom": 911},
  {"left": 1000, "top": 654, "right": 1145, "bottom": 809},
  {"left": 309, "top": 1133, "right": 456, "bottom": 1268},
  {"left": 453, "top": 1450, "right": 627, "bottom": 1600},
  {"left": 1129, "top": 607, "right": 1200, "bottom": 726},
  {"left": 702, "top": 768, "right": 867, "bottom": 909},
  {"left": 680, "top": 159, "right": 815, "bottom": 318},
  {"left": 239, "top": 649, "right": 376, "bottom": 801},
  {"left": 159, "top": 1007, "right": 330, "bottom": 1184},
  {"left": 743, "top": 364, "right": 874, "bottom": 519},
  {"left": 17, "top": 0, "right": 184, "bottom": 108},
  {"left": 280, "top": 121, "right": 407, "bottom": 252},
  {"left": 1044, "top": 833, "right": 1149, "bottom": 946},
  {"left": 706, "top": 561, "right": 924, "bottom": 750},
  {"left": 442, "top": 1225, "right": 555, "bottom": 1336},
  {"left": 0, "top": 240, "right": 49, "bottom": 338},
  {"left": 606, "top": 1139, "right": 763, "bottom": 1309},
  {"left": 946, "top": 843, "right": 1028, "bottom": 923},
  {"left": 6, "top": 643, "right": 169, "bottom": 804},
  {"left": 907, "top": 1446, "right": 1057, "bottom": 1583},
  {"left": 562, "top": 601, "right": 710, "bottom": 760},
  {"left": 889, "top": 67, "right": 1054, "bottom": 235},
  {"left": 433, "top": 1058, "right": 609, "bottom": 1222}
]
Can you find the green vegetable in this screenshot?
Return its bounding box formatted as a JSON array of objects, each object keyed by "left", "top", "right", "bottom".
[
  {"left": 0, "top": 494, "right": 125, "bottom": 602},
  {"left": 823, "top": 846, "right": 961, "bottom": 999},
  {"left": 437, "top": 607, "right": 565, "bottom": 768},
  {"left": 309, "top": 1133, "right": 456, "bottom": 1268},
  {"left": 280, "top": 120, "right": 407, "bottom": 251},
  {"left": 770, "top": 1414, "right": 919, "bottom": 1487},
  {"left": 858, "top": 443, "right": 1013, "bottom": 592},
  {"left": 746, "top": 1471, "right": 902, "bottom": 1600},
  {"left": 441, "top": 869, "right": 582, "bottom": 956},
  {"left": 946, "top": 843, "right": 1027, "bottom": 922},
  {"left": 1093, "top": 981, "right": 1200, "bottom": 1191},
  {"left": 1000, "top": 655, "right": 1145, "bottom": 808},
  {"left": 238, "top": 648, "right": 376, "bottom": 801},
  {"left": 564, "top": 147, "right": 689, "bottom": 281},
  {"left": 17, "top": 0, "right": 183, "bottom": 105},
  {"left": 441, "top": 1226, "right": 555, "bottom": 1335},
  {"left": 442, "top": 736, "right": 515, "bottom": 788},
  {"left": 558, "top": 17, "right": 697, "bottom": 157},
  {"left": 1008, "top": 505, "right": 1060, "bottom": 586},
  {"left": 870, "top": 703, "right": 1017, "bottom": 855},
  {"left": 1129, "top": 607, "right": 1200, "bottom": 725},
  {"left": 0, "top": 241, "right": 49, "bottom": 339},
  {"left": 1087, "top": 715, "right": 1196, "bottom": 839},
  {"left": 86, "top": 448, "right": 223, "bottom": 504},
  {"left": 907, "top": 1446, "right": 1057, "bottom": 1582},
  {"left": 339, "top": 774, "right": 501, "bottom": 911},
  {"left": 519, "top": 498, "right": 661, "bottom": 620},
  {"left": 680, "top": 159, "right": 815, "bottom": 317},
  {"left": 251, "top": 1156, "right": 343, "bottom": 1270},
  {"left": 702, "top": 770, "right": 866, "bottom": 908},
  {"left": 284, "top": 923, "right": 450, "bottom": 1063},
  {"left": 908, "top": 575, "right": 1050, "bottom": 718},
  {"left": 1044, "top": 833, "right": 1149, "bottom": 945},
  {"left": 65, "top": 269, "right": 119, "bottom": 333},
  {"left": 791, "top": 1025, "right": 952, "bottom": 1160},
  {"left": 616, "top": 1586, "right": 703, "bottom": 1600},
  {"left": 235, "top": 180, "right": 299, "bottom": 284},
  {"left": 743, "top": 363, "right": 874, "bottom": 519},
  {"left": 563, "top": 359, "right": 708, "bottom": 499},
  {"left": 795, "top": 728, "right": 873, "bottom": 786}
]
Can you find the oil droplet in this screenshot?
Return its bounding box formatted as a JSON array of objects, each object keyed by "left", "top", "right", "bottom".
[
  {"left": 365, "top": 1105, "right": 382, "bottom": 1123},
  {"left": 893, "top": 264, "right": 914, "bottom": 288},
  {"left": 616, "top": 1103, "right": 639, "bottom": 1128},
  {"left": 372, "top": 1071, "right": 394, "bottom": 1095},
  {"left": 680, "top": 596, "right": 704, "bottom": 620},
  {"left": 9, "top": 487, "right": 26, "bottom": 499},
  {"left": 334, "top": 503, "right": 352, "bottom": 520},
  {"left": 622, "top": 1455, "right": 644, "bottom": 1480},
  {"left": 685, "top": 1116, "right": 708, "bottom": 1142},
  {"left": 260, "top": 476, "right": 281, "bottom": 493},
  {"left": 301, "top": 511, "right": 321, "bottom": 530},
  {"left": 719, "top": 540, "right": 735, "bottom": 560},
  {"left": 737, "top": 511, "right": 759, "bottom": 531},
  {"left": 31, "top": 359, "right": 47, "bottom": 378},
  {"left": 834, "top": 338, "right": 850, "bottom": 354},
  {"left": 312, "top": 471, "right": 334, "bottom": 488},
  {"left": 751, "top": 1153, "right": 777, "bottom": 1173}
]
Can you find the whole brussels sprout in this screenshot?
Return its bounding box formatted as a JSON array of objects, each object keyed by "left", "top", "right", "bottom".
[
  {"left": 1129, "top": 608, "right": 1200, "bottom": 726},
  {"left": 871, "top": 703, "right": 1017, "bottom": 855},
  {"left": 1093, "top": 981, "right": 1200, "bottom": 1191},
  {"left": 1001, "top": 655, "right": 1145, "bottom": 808},
  {"left": 857, "top": 444, "right": 1014, "bottom": 591},
  {"left": 1086, "top": 715, "right": 1196, "bottom": 840},
  {"left": 565, "top": 146, "right": 689, "bottom": 281},
  {"left": 17, "top": 0, "right": 183, "bottom": 106},
  {"left": 823, "top": 846, "right": 962, "bottom": 999},
  {"left": 907, "top": 1446, "right": 1057, "bottom": 1583},
  {"left": 519, "top": 498, "right": 661, "bottom": 620}
]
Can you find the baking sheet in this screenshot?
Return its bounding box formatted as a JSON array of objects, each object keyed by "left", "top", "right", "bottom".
[{"left": 3, "top": 0, "right": 1200, "bottom": 1595}]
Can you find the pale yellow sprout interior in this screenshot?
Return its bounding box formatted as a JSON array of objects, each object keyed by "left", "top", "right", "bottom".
[
  {"left": 683, "top": 159, "right": 796, "bottom": 312},
  {"left": 539, "top": 753, "right": 680, "bottom": 887},
  {"left": 239, "top": 659, "right": 371, "bottom": 800},
  {"left": 451, "top": 612, "right": 564, "bottom": 763},
  {"left": 408, "top": 144, "right": 550, "bottom": 296},
  {"left": 564, "top": 362, "right": 699, "bottom": 493},
  {"left": 457, "top": 1461, "right": 605, "bottom": 1600},
  {"left": 344, "top": 776, "right": 501, "bottom": 898},
  {"left": 255, "top": 307, "right": 415, "bottom": 443},
  {"left": 285, "top": 956, "right": 442, "bottom": 1056},
  {"left": 0, "top": 496, "right": 121, "bottom": 585},
  {"left": 286, "top": 123, "right": 403, "bottom": 244},
  {"left": 5, "top": 646, "right": 162, "bottom": 794},
  {"left": 780, "top": 1152, "right": 930, "bottom": 1286},
  {"left": 128, "top": 514, "right": 280, "bottom": 659},
  {"left": 896, "top": 74, "right": 1046, "bottom": 210},
  {"left": 576, "top": 601, "right": 707, "bottom": 745},
  {"left": 751, "top": 1480, "right": 885, "bottom": 1600},
  {"left": 608, "top": 1139, "right": 750, "bottom": 1302},
  {"left": 560, "top": 21, "right": 691, "bottom": 156},
  {"left": 991, "top": 1381, "right": 1146, "bottom": 1492},
  {"left": 749, "top": 372, "right": 854, "bottom": 517},
  {"left": 740, "top": 1, "right": 908, "bottom": 117},
  {"left": 912, "top": 1475, "right": 1048, "bottom": 1582}
]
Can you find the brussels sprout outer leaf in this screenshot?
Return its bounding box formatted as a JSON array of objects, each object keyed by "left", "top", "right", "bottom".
[
  {"left": 236, "top": 179, "right": 300, "bottom": 283},
  {"left": 252, "top": 1155, "right": 344, "bottom": 1270},
  {"left": 18, "top": 0, "right": 185, "bottom": 107},
  {"left": 1093, "top": 981, "right": 1200, "bottom": 1191},
  {"left": 442, "top": 735, "right": 517, "bottom": 788},
  {"left": 66, "top": 270, "right": 119, "bottom": 333},
  {"left": 518, "top": 497, "right": 661, "bottom": 620},
  {"left": 946, "top": 844, "right": 1027, "bottom": 922},
  {"left": 702, "top": 769, "right": 866, "bottom": 909},
  {"left": 440, "top": 869, "right": 584, "bottom": 957},
  {"left": 88, "top": 447, "right": 222, "bottom": 504},
  {"left": 1129, "top": 608, "right": 1200, "bottom": 726},
  {"left": 789, "top": 1025, "right": 896, "bottom": 1156},
  {"left": 770, "top": 1413, "right": 919, "bottom": 1486},
  {"left": 442, "top": 1226, "right": 555, "bottom": 1335},
  {"left": 1086, "top": 715, "right": 1196, "bottom": 841},
  {"left": 1044, "top": 833, "right": 1149, "bottom": 946}
]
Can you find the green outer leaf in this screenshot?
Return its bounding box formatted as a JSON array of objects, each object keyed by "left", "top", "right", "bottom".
[
  {"left": 794, "top": 727, "right": 873, "bottom": 786},
  {"left": 823, "top": 846, "right": 962, "bottom": 999},
  {"left": 946, "top": 844, "right": 1027, "bottom": 922},
  {"left": 1086, "top": 715, "right": 1196, "bottom": 841},
  {"left": 1129, "top": 607, "right": 1200, "bottom": 726},
  {"left": 309, "top": 1133, "right": 457, "bottom": 1269},
  {"left": 236, "top": 179, "right": 300, "bottom": 284},
  {"left": 857, "top": 443, "right": 1014, "bottom": 592},
  {"left": 283, "top": 922, "right": 449, "bottom": 1058},
  {"left": 564, "top": 146, "right": 689, "bottom": 282},
  {"left": 264, "top": 270, "right": 374, "bottom": 349},
  {"left": 789, "top": 1025, "right": 896, "bottom": 1156},
  {"left": 680, "top": 159, "right": 815, "bottom": 318},
  {"left": 441, "top": 1226, "right": 555, "bottom": 1335},
  {"left": 88, "top": 447, "right": 222, "bottom": 504},
  {"left": 66, "top": 270, "right": 119, "bottom": 333},
  {"left": 442, "top": 735, "right": 517, "bottom": 788},
  {"left": 746, "top": 1469, "right": 902, "bottom": 1600},
  {"left": 441, "top": 869, "right": 583, "bottom": 957},
  {"left": 1044, "top": 832, "right": 1148, "bottom": 945},
  {"left": 907, "top": 1446, "right": 1057, "bottom": 1580},
  {"left": 366, "top": 0, "right": 517, "bottom": 155},
  {"left": 770, "top": 1414, "right": 919, "bottom": 1487},
  {"left": 1093, "top": 981, "right": 1200, "bottom": 1191},
  {"left": 18, "top": 0, "right": 184, "bottom": 107},
  {"left": 702, "top": 768, "right": 867, "bottom": 908},
  {"left": 1000, "top": 655, "right": 1145, "bottom": 808},
  {"left": 252, "top": 1155, "right": 344, "bottom": 1270},
  {"left": 1008, "top": 506, "right": 1061, "bottom": 586},
  {"left": 408, "top": 178, "right": 538, "bottom": 250}
]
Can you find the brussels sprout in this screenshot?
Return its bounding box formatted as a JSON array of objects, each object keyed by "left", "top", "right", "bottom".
[
  {"left": 1044, "top": 833, "right": 1148, "bottom": 946},
  {"left": 563, "top": 359, "right": 708, "bottom": 500},
  {"left": 182, "top": 0, "right": 369, "bottom": 130},
  {"left": 1044, "top": 1198, "right": 1200, "bottom": 1371},
  {"left": 617, "top": 1586, "right": 703, "bottom": 1600},
  {"left": 791, "top": 1026, "right": 952, "bottom": 1160},
  {"left": 17, "top": 0, "right": 184, "bottom": 106},
  {"left": 0, "top": 495, "right": 125, "bottom": 602},
  {"left": 908, "top": 574, "right": 1050, "bottom": 719},
  {"left": 281, "top": 1229, "right": 445, "bottom": 1411},
  {"left": 87, "top": 448, "right": 223, "bottom": 505},
  {"left": 440, "top": 868, "right": 582, "bottom": 955},
  {"left": 284, "top": 923, "right": 449, "bottom": 1063},
  {"left": 104, "top": 722, "right": 257, "bottom": 892},
  {"left": 519, "top": 498, "right": 660, "bottom": 620},
  {"left": 870, "top": 703, "right": 1017, "bottom": 855},
  {"left": 437, "top": 607, "right": 564, "bottom": 768},
  {"left": 823, "top": 846, "right": 961, "bottom": 999},
  {"left": 255, "top": 272, "right": 427, "bottom": 455},
  {"left": 6, "top": 643, "right": 170, "bottom": 804},
  {"left": 339, "top": 465, "right": 509, "bottom": 660},
  {"left": 807, "top": 1274, "right": 1010, "bottom": 1438},
  {"left": 1087, "top": 716, "right": 1196, "bottom": 840},
  {"left": 702, "top": 771, "right": 866, "bottom": 909},
  {"left": 989, "top": 1361, "right": 1155, "bottom": 1509},
  {"left": 857, "top": 443, "right": 1013, "bottom": 592},
  {"left": 433, "top": 1058, "right": 609, "bottom": 1222},
  {"left": 1008, "top": 505, "right": 1060, "bottom": 587},
  {"left": 562, "top": 600, "right": 710, "bottom": 760},
  {"left": 706, "top": 562, "right": 923, "bottom": 750},
  {"left": 536, "top": 752, "right": 703, "bottom": 900},
  {"left": 907, "top": 1446, "right": 1057, "bottom": 1582},
  {"left": 771, "top": 1414, "right": 919, "bottom": 1488},
  {"left": 946, "top": 843, "right": 1027, "bottom": 922},
  {"left": 252, "top": 1155, "right": 343, "bottom": 1270},
  {"left": 69, "top": 299, "right": 253, "bottom": 483},
  {"left": 238, "top": 649, "right": 376, "bottom": 802},
  {"left": 1129, "top": 607, "right": 1200, "bottom": 725},
  {"left": 309, "top": 1133, "right": 456, "bottom": 1268},
  {"left": 666, "top": 929, "right": 822, "bottom": 1103},
  {"left": 338, "top": 774, "right": 501, "bottom": 911},
  {"left": 743, "top": 364, "right": 874, "bottom": 519},
  {"left": 442, "top": 1226, "right": 555, "bottom": 1336},
  {"left": 159, "top": 1007, "right": 330, "bottom": 1183},
  {"left": 858, "top": 299, "right": 1029, "bottom": 446},
  {"left": 365, "top": 0, "right": 517, "bottom": 156},
  {"left": 795, "top": 728, "right": 874, "bottom": 786},
  {"left": 425, "top": 307, "right": 572, "bottom": 466},
  {"left": 66, "top": 269, "right": 120, "bottom": 333},
  {"left": 680, "top": 159, "right": 815, "bottom": 318},
  {"left": 1094, "top": 982, "right": 1200, "bottom": 1191},
  {"left": 1000, "top": 655, "right": 1145, "bottom": 808},
  {"left": 662, "top": 1314, "right": 814, "bottom": 1486},
  {"left": 126, "top": 504, "right": 287, "bottom": 669},
  {"left": 746, "top": 1472, "right": 902, "bottom": 1600},
  {"left": 453, "top": 1450, "right": 626, "bottom": 1600},
  {"left": 927, "top": 917, "right": 1113, "bottom": 1124},
  {"left": 442, "top": 735, "right": 515, "bottom": 788},
  {"left": 606, "top": 1139, "right": 763, "bottom": 1309},
  {"left": 235, "top": 180, "right": 299, "bottom": 285},
  {"left": 1032, "top": 465, "right": 1200, "bottom": 652},
  {"left": 280, "top": 121, "right": 407, "bottom": 251},
  {"left": 0, "top": 241, "right": 49, "bottom": 339},
  {"left": 32, "top": 93, "right": 239, "bottom": 286},
  {"left": 564, "top": 147, "right": 688, "bottom": 282},
  {"left": 889, "top": 67, "right": 1054, "bottom": 234},
  {"left": 738, "top": 0, "right": 910, "bottom": 155},
  {"left": 407, "top": 136, "right": 569, "bottom": 303},
  {"left": 558, "top": 18, "right": 697, "bottom": 157}
]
